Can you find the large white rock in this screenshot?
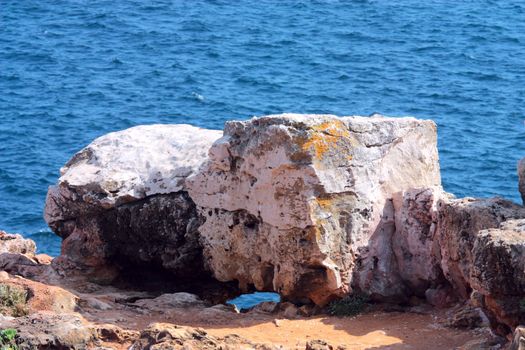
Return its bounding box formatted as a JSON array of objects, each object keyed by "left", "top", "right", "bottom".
[
  {"left": 187, "top": 113, "right": 441, "bottom": 304},
  {"left": 45, "top": 124, "right": 222, "bottom": 225},
  {"left": 44, "top": 124, "right": 222, "bottom": 281}
]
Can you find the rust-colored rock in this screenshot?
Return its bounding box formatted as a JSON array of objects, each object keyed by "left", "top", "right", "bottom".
[
  {"left": 436, "top": 197, "right": 525, "bottom": 299},
  {"left": 0, "top": 311, "right": 94, "bottom": 350},
  {"left": 470, "top": 219, "right": 525, "bottom": 335}
]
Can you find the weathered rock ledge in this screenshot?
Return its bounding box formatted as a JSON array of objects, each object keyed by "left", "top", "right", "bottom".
[
  {"left": 2, "top": 113, "right": 525, "bottom": 348},
  {"left": 0, "top": 236, "right": 501, "bottom": 349}
]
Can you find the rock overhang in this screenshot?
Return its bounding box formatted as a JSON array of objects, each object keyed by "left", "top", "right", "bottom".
[{"left": 43, "top": 124, "right": 223, "bottom": 284}]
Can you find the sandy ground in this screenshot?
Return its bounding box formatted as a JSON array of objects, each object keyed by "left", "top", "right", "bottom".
[
  {"left": 83, "top": 301, "right": 484, "bottom": 350},
  {"left": 201, "top": 312, "right": 480, "bottom": 349},
  {"left": 4, "top": 273, "right": 488, "bottom": 349}
]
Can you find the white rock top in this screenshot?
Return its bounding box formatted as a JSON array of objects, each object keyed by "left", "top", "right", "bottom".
[{"left": 45, "top": 124, "right": 222, "bottom": 223}]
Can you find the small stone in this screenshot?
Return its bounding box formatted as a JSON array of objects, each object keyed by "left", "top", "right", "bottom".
[
  {"left": 133, "top": 292, "right": 206, "bottom": 311},
  {"left": 95, "top": 324, "right": 139, "bottom": 343},
  {"left": 81, "top": 297, "right": 112, "bottom": 311},
  {"left": 249, "top": 301, "right": 278, "bottom": 314},
  {"left": 34, "top": 254, "right": 53, "bottom": 265},
  {"left": 445, "top": 305, "right": 485, "bottom": 329},
  {"left": 305, "top": 339, "right": 333, "bottom": 350},
  {"left": 279, "top": 302, "right": 299, "bottom": 319},
  {"left": 298, "top": 304, "right": 317, "bottom": 317},
  {"left": 510, "top": 326, "right": 525, "bottom": 350},
  {"left": 0, "top": 271, "right": 9, "bottom": 281}
]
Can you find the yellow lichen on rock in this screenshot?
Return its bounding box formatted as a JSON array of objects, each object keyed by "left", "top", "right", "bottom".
[
  {"left": 302, "top": 120, "right": 353, "bottom": 160},
  {"left": 314, "top": 197, "right": 334, "bottom": 212}
]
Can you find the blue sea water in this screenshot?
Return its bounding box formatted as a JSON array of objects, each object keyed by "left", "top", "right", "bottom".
[{"left": 1, "top": 0, "right": 525, "bottom": 260}]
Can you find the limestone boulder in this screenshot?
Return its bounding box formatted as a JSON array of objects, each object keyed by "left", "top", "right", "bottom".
[
  {"left": 471, "top": 219, "right": 525, "bottom": 335},
  {"left": 187, "top": 113, "right": 441, "bottom": 304},
  {"left": 0, "top": 231, "right": 36, "bottom": 256},
  {"left": 0, "top": 311, "right": 94, "bottom": 350},
  {"left": 435, "top": 197, "right": 525, "bottom": 300},
  {"left": 44, "top": 124, "right": 222, "bottom": 282}
]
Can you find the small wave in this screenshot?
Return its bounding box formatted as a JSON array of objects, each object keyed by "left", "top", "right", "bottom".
[
  {"left": 470, "top": 35, "right": 488, "bottom": 42},
  {"left": 413, "top": 45, "right": 442, "bottom": 53},
  {"left": 84, "top": 21, "right": 108, "bottom": 30},
  {"left": 180, "top": 20, "right": 210, "bottom": 33},
  {"left": 191, "top": 92, "right": 205, "bottom": 102},
  {"left": 462, "top": 71, "right": 504, "bottom": 82}
]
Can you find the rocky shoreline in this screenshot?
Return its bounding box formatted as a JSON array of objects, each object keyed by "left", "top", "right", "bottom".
[{"left": 0, "top": 114, "right": 524, "bottom": 349}]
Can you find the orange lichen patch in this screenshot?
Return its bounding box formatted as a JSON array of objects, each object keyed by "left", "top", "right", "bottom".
[
  {"left": 301, "top": 120, "right": 353, "bottom": 160},
  {"left": 315, "top": 197, "right": 334, "bottom": 210}
]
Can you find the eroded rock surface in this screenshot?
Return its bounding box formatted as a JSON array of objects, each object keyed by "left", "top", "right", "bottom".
[
  {"left": 392, "top": 187, "right": 450, "bottom": 297},
  {"left": 435, "top": 197, "right": 525, "bottom": 300},
  {"left": 187, "top": 114, "right": 441, "bottom": 304},
  {"left": 471, "top": 219, "right": 525, "bottom": 335},
  {"left": 44, "top": 124, "right": 222, "bottom": 282},
  {"left": 0, "top": 273, "right": 77, "bottom": 315},
  {"left": 132, "top": 323, "right": 276, "bottom": 350},
  {"left": 0, "top": 312, "right": 94, "bottom": 350}
]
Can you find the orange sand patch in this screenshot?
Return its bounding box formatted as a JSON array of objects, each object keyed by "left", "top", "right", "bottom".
[
  {"left": 207, "top": 318, "right": 400, "bottom": 348},
  {"left": 203, "top": 312, "right": 478, "bottom": 350}
]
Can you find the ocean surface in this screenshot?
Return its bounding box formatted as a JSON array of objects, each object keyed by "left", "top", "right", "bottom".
[{"left": 1, "top": 1, "right": 524, "bottom": 261}]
